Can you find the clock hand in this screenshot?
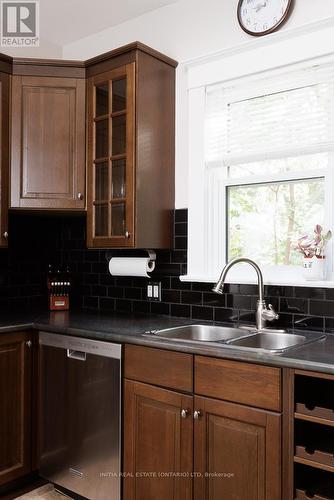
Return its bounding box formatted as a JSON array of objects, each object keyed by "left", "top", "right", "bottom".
[{"left": 253, "top": 1, "right": 267, "bottom": 12}]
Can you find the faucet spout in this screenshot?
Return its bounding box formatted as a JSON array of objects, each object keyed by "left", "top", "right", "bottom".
[
  {"left": 212, "top": 257, "right": 278, "bottom": 331},
  {"left": 213, "top": 257, "right": 264, "bottom": 301}
]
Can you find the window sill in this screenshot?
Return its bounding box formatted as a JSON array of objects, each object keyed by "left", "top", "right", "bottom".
[{"left": 180, "top": 275, "right": 334, "bottom": 288}]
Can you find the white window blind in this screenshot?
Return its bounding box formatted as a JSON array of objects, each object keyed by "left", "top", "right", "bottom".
[{"left": 205, "top": 64, "right": 334, "bottom": 167}]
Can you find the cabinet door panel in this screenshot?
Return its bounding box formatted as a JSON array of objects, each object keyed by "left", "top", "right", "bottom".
[
  {"left": 0, "top": 332, "right": 32, "bottom": 485},
  {"left": 124, "top": 380, "right": 193, "bottom": 500},
  {"left": 87, "top": 64, "right": 135, "bottom": 248},
  {"left": 194, "top": 396, "right": 281, "bottom": 500},
  {"left": 11, "top": 76, "right": 85, "bottom": 210}
]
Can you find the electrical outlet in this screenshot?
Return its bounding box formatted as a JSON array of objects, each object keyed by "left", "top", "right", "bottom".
[{"left": 147, "top": 282, "right": 161, "bottom": 302}]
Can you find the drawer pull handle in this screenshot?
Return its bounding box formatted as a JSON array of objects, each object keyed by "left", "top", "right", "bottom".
[
  {"left": 194, "top": 410, "right": 202, "bottom": 420},
  {"left": 67, "top": 349, "right": 86, "bottom": 361},
  {"left": 181, "top": 409, "right": 189, "bottom": 419}
]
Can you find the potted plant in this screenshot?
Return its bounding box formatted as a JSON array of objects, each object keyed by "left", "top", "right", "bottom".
[{"left": 294, "top": 225, "right": 332, "bottom": 281}]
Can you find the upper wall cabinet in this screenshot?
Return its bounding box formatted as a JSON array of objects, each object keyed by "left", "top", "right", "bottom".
[
  {"left": 1, "top": 42, "right": 176, "bottom": 245},
  {"left": 10, "top": 72, "right": 86, "bottom": 211},
  {"left": 86, "top": 43, "right": 177, "bottom": 248},
  {"left": 0, "top": 70, "right": 9, "bottom": 247}
]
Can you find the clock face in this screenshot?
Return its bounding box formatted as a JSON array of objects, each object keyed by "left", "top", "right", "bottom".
[{"left": 238, "top": 0, "right": 293, "bottom": 36}]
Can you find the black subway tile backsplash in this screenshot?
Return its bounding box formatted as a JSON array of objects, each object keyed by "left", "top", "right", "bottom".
[
  {"left": 1, "top": 209, "right": 334, "bottom": 335},
  {"left": 309, "top": 300, "right": 334, "bottom": 318},
  {"left": 175, "top": 223, "right": 187, "bottom": 237},
  {"left": 162, "top": 289, "right": 181, "bottom": 304},
  {"left": 151, "top": 302, "right": 170, "bottom": 316},
  {"left": 279, "top": 298, "right": 308, "bottom": 315},
  {"left": 294, "top": 315, "right": 324, "bottom": 331},
  {"left": 175, "top": 209, "right": 188, "bottom": 223},
  {"left": 174, "top": 236, "right": 187, "bottom": 250},
  {"left": 99, "top": 297, "right": 115, "bottom": 312},
  {"left": 325, "top": 289, "right": 334, "bottom": 301},
  {"left": 170, "top": 303, "right": 191, "bottom": 318},
  {"left": 203, "top": 292, "right": 226, "bottom": 308},
  {"left": 214, "top": 307, "right": 237, "bottom": 323},
  {"left": 296, "top": 287, "right": 325, "bottom": 299},
  {"left": 181, "top": 291, "right": 203, "bottom": 305},
  {"left": 226, "top": 294, "right": 253, "bottom": 311},
  {"left": 192, "top": 305, "right": 214, "bottom": 321}
]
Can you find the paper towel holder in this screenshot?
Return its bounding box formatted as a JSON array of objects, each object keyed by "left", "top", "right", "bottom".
[
  {"left": 146, "top": 249, "right": 156, "bottom": 262},
  {"left": 105, "top": 249, "right": 156, "bottom": 262}
]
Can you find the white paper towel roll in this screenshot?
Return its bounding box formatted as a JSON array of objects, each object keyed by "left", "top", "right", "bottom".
[{"left": 108, "top": 257, "right": 155, "bottom": 277}]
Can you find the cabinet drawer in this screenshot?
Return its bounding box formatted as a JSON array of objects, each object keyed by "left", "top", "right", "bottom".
[
  {"left": 195, "top": 356, "right": 281, "bottom": 411},
  {"left": 124, "top": 345, "right": 193, "bottom": 392}
]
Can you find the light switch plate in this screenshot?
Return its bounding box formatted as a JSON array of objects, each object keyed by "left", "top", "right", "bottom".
[{"left": 147, "top": 282, "right": 161, "bottom": 302}]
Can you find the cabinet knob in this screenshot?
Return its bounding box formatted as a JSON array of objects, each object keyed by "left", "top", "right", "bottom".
[
  {"left": 26, "top": 340, "right": 32, "bottom": 348},
  {"left": 181, "top": 409, "right": 189, "bottom": 419},
  {"left": 77, "top": 193, "right": 84, "bottom": 200},
  {"left": 125, "top": 231, "right": 131, "bottom": 239},
  {"left": 3, "top": 231, "right": 8, "bottom": 239},
  {"left": 194, "top": 410, "right": 202, "bottom": 420}
]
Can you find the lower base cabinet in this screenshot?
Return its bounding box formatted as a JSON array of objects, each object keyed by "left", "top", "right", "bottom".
[
  {"left": 194, "top": 396, "right": 281, "bottom": 500},
  {"left": 0, "top": 331, "right": 32, "bottom": 487},
  {"left": 124, "top": 345, "right": 282, "bottom": 500},
  {"left": 124, "top": 384, "right": 281, "bottom": 500},
  {"left": 124, "top": 380, "right": 193, "bottom": 500}
]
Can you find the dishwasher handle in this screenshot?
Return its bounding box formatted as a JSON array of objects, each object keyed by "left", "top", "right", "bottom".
[{"left": 67, "top": 349, "right": 86, "bottom": 361}]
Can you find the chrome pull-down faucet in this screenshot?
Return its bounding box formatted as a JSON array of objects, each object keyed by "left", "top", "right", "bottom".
[{"left": 212, "top": 257, "right": 279, "bottom": 331}]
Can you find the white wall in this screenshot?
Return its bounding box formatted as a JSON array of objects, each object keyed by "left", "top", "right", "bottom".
[
  {"left": 2, "top": 1, "right": 334, "bottom": 206},
  {"left": 63, "top": 0, "right": 334, "bottom": 62},
  {"left": 63, "top": 0, "right": 334, "bottom": 209},
  {"left": 1, "top": 38, "right": 62, "bottom": 59}
]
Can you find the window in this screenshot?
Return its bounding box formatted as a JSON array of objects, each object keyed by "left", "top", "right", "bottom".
[
  {"left": 185, "top": 61, "right": 334, "bottom": 284},
  {"left": 227, "top": 176, "right": 325, "bottom": 266}
]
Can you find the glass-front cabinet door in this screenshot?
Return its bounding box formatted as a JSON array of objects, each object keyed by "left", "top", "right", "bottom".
[{"left": 87, "top": 63, "right": 135, "bottom": 247}]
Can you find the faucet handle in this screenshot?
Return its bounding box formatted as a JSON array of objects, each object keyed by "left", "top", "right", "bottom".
[{"left": 264, "top": 304, "right": 279, "bottom": 321}]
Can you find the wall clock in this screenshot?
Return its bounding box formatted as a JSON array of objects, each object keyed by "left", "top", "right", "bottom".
[{"left": 237, "top": 0, "right": 294, "bottom": 37}]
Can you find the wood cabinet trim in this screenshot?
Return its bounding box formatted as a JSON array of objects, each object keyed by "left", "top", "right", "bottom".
[
  {"left": 282, "top": 368, "right": 294, "bottom": 500},
  {"left": 294, "top": 368, "right": 334, "bottom": 381},
  {"left": 86, "top": 42, "right": 178, "bottom": 70},
  {"left": 0, "top": 72, "right": 9, "bottom": 247}
]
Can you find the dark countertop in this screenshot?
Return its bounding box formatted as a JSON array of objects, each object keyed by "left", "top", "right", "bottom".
[
  {"left": 0, "top": 312, "right": 43, "bottom": 333},
  {"left": 2, "top": 309, "right": 334, "bottom": 375}
]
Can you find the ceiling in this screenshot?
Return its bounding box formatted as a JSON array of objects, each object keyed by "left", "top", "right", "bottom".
[{"left": 40, "top": 0, "right": 177, "bottom": 46}]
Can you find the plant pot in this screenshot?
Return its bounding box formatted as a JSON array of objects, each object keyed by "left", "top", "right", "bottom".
[{"left": 303, "top": 256, "right": 326, "bottom": 281}]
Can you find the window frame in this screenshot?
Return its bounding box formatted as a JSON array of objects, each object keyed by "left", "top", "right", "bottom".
[{"left": 182, "top": 57, "right": 334, "bottom": 286}]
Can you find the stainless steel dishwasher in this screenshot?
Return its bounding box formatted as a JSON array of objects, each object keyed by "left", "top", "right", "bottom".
[{"left": 39, "top": 332, "right": 121, "bottom": 500}]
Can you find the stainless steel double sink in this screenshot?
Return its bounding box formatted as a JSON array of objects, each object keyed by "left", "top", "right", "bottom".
[{"left": 143, "top": 324, "right": 325, "bottom": 354}]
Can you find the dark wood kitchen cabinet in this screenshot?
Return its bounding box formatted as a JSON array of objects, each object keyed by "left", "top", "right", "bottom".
[
  {"left": 285, "top": 369, "right": 334, "bottom": 500},
  {"left": 124, "top": 345, "right": 282, "bottom": 500},
  {"left": 0, "top": 71, "right": 9, "bottom": 247},
  {"left": 10, "top": 74, "right": 86, "bottom": 211},
  {"left": 194, "top": 396, "right": 281, "bottom": 500},
  {"left": 86, "top": 43, "right": 177, "bottom": 248},
  {"left": 124, "top": 380, "right": 193, "bottom": 500},
  {"left": 0, "top": 332, "right": 33, "bottom": 486}
]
